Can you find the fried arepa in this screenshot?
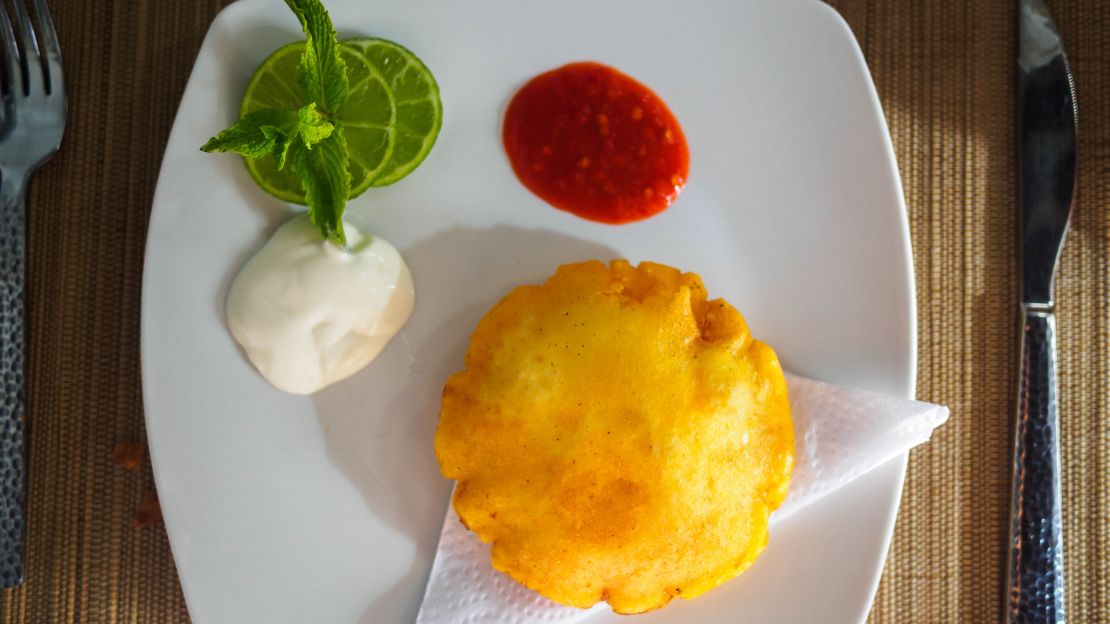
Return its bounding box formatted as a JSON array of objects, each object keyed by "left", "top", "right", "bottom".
[{"left": 435, "top": 260, "right": 793, "bottom": 613}]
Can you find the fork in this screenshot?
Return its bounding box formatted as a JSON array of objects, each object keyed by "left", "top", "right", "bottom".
[{"left": 0, "top": 0, "right": 65, "bottom": 588}]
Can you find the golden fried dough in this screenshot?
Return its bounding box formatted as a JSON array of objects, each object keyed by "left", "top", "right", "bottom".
[{"left": 435, "top": 260, "right": 793, "bottom": 613}]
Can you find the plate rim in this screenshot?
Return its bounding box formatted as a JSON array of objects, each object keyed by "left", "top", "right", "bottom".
[{"left": 813, "top": 2, "right": 917, "bottom": 620}]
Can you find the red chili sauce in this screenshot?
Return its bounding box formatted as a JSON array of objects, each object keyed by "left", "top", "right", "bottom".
[{"left": 502, "top": 62, "right": 689, "bottom": 224}]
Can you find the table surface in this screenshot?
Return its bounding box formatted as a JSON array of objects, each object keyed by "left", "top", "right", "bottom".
[{"left": 0, "top": 0, "right": 1105, "bottom": 622}]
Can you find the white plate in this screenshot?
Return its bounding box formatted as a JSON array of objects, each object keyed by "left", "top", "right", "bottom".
[{"left": 142, "top": 0, "right": 915, "bottom": 622}]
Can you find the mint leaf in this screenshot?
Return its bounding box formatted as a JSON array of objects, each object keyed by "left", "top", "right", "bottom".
[
  {"left": 284, "top": 0, "right": 348, "bottom": 113},
  {"left": 274, "top": 103, "right": 337, "bottom": 169},
  {"left": 201, "top": 103, "right": 335, "bottom": 171},
  {"left": 295, "top": 103, "right": 334, "bottom": 148},
  {"left": 200, "top": 108, "right": 300, "bottom": 159},
  {"left": 290, "top": 128, "right": 351, "bottom": 246}
]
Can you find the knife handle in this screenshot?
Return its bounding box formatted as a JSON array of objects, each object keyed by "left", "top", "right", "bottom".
[
  {"left": 1006, "top": 307, "right": 1065, "bottom": 623},
  {"left": 0, "top": 170, "right": 26, "bottom": 588}
]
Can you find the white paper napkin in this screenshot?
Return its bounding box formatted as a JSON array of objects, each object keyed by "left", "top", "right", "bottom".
[{"left": 416, "top": 374, "right": 949, "bottom": 624}]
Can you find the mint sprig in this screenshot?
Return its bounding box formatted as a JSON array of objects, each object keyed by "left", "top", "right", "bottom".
[
  {"left": 201, "top": 0, "right": 352, "bottom": 246},
  {"left": 201, "top": 103, "right": 334, "bottom": 169}
]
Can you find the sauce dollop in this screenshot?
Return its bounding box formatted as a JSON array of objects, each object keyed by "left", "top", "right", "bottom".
[
  {"left": 503, "top": 62, "right": 689, "bottom": 224},
  {"left": 225, "top": 214, "right": 414, "bottom": 395}
]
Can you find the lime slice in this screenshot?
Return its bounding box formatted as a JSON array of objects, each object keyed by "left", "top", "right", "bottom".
[
  {"left": 239, "top": 42, "right": 395, "bottom": 203},
  {"left": 345, "top": 38, "right": 443, "bottom": 187}
]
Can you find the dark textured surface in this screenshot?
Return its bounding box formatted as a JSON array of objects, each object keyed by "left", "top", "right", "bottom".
[
  {"left": 1007, "top": 311, "right": 1064, "bottom": 623},
  {"left": 0, "top": 179, "right": 25, "bottom": 588},
  {"left": 0, "top": 1, "right": 1105, "bottom": 622}
]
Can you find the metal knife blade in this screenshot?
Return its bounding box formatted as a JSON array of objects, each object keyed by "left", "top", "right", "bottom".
[
  {"left": 1018, "top": 0, "right": 1077, "bottom": 306},
  {"left": 1007, "top": 1, "right": 1077, "bottom": 622}
]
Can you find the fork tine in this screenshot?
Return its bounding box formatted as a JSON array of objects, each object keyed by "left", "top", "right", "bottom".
[
  {"left": 0, "top": 4, "right": 20, "bottom": 98},
  {"left": 9, "top": 0, "right": 41, "bottom": 96},
  {"left": 29, "top": 0, "right": 57, "bottom": 96}
]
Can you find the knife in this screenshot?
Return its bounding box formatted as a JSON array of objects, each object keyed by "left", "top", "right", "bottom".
[{"left": 1007, "top": 1, "right": 1077, "bottom": 622}]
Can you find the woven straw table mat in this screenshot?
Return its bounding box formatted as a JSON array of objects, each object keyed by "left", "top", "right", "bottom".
[{"left": 0, "top": 0, "right": 1105, "bottom": 622}]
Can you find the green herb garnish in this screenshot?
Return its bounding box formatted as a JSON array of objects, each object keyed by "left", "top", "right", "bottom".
[
  {"left": 202, "top": 0, "right": 352, "bottom": 246},
  {"left": 202, "top": 1, "right": 444, "bottom": 248}
]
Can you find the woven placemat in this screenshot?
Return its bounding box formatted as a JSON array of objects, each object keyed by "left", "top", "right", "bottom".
[{"left": 0, "top": 1, "right": 1105, "bottom": 622}]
